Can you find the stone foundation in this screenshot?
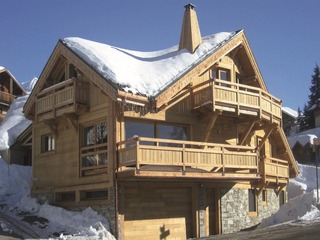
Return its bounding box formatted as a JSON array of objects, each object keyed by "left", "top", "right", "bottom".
[{"left": 220, "top": 187, "right": 280, "bottom": 234}]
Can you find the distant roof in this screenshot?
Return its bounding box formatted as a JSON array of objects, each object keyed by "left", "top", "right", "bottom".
[
  {"left": 287, "top": 127, "right": 320, "bottom": 148},
  {"left": 282, "top": 106, "right": 298, "bottom": 118},
  {"left": 62, "top": 31, "right": 240, "bottom": 97}
]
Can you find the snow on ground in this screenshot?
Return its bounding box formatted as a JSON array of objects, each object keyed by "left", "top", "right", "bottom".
[
  {"left": 259, "top": 163, "right": 320, "bottom": 229},
  {"left": 0, "top": 158, "right": 115, "bottom": 239}
]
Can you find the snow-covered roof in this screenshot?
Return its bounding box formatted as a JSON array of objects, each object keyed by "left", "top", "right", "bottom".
[
  {"left": 0, "top": 95, "right": 32, "bottom": 150},
  {"left": 287, "top": 127, "right": 320, "bottom": 148},
  {"left": 282, "top": 106, "right": 298, "bottom": 118},
  {"left": 63, "top": 31, "right": 239, "bottom": 97}
]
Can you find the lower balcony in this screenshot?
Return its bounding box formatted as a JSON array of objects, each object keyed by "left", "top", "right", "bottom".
[{"left": 117, "top": 137, "right": 290, "bottom": 182}]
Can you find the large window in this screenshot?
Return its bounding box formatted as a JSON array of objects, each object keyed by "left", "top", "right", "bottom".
[
  {"left": 41, "top": 133, "right": 55, "bottom": 153},
  {"left": 80, "top": 120, "right": 108, "bottom": 177},
  {"left": 125, "top": 120, "right": 188, "bottom": 144}
]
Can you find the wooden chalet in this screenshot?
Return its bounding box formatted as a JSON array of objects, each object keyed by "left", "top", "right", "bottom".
[
  {"left": 23, "top": 4, "right": 299, "bottom": 239},
  {"left": 0, "top": 66, "right": 26, "bottom": 122}
]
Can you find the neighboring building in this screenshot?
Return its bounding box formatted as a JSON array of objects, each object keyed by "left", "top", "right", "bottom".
[
  {"left": 23, "top": 4, "right": 299, "bottom": 239},
  {"left": 0, "top": 66, "right": 26, "bottom": 122},
  {"left": 282, "top": 106, "right": 298, "bottom": 136},
  {"left": 287, "top": 128, "right": 320, "bottom": 165}
]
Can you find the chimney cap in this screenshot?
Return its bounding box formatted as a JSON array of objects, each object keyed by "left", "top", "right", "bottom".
[{"left": 184, "top": 3, "right": 196, "bottom": 11}]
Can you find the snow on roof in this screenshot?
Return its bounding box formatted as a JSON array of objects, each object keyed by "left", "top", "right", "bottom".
[
  {"left": 0, "top": 95, "right": 31, "bottom": 150},
  {"left": 63, "top": 31, "right": 238, "bottom": 97},
  {"left": 21, "top": 77, "right": 38, "bottom": 93},
  {"left": 287, "top": 127, "right": 320, "bottom": 148},
  {"left": 282, "top": 106, "right": 298, "bottom": 118},
  {"left": 0, "top": 66, "right": 5, "bottom": 72}
]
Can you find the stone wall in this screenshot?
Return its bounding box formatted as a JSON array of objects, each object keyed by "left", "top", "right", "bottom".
[{"left": 220, "top": 187, "right": 280, "bottom": 234}]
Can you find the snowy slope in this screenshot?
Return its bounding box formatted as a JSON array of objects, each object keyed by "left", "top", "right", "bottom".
[{"left": 0, "top": 158, "right": 115, "bottom": 239}]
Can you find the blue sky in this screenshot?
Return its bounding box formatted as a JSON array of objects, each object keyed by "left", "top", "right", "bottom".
[{"left": 1, "top": 0, "right": 319, "bottom": 110}]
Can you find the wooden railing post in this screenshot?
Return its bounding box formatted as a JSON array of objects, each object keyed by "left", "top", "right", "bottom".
[
  {"left": 182, "top": 143, "right": 186, "bottom": 173},
  {"left": 221, "top": 146, "right": 225, "bottom": 174},
  {"left": 136, "top": 138, "right": 140, "bottom": 173}
]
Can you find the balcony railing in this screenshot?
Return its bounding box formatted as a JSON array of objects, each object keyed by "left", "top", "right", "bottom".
[
  {"left": 261, "top": 157, "right": 289, "bottom": 180},
  {"left": 0, "top": 91, "right": 15, "bottom": 105},
  {"left": 117, "top": 137, "right": 290, "bottom": 182},
  {"left": 117, "top": 137, "right": 259, "bottom": 178},
  {"left": 36, "top": 78, "right": 89, "bottom": 120},
  {"left": 191, "top": 79, "right": 282, "bottom": 123}
]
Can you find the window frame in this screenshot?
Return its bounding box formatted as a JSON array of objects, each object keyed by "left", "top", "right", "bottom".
[
  {"left": 41, "top": 133, "right": 55, "bottom": 153},
  {"left": 80, "top": 119, "right": 108, "bottom": 177},
  {"left": 261, "top": 189, "right": 267, "bottom": 206},
  {"left": 248, "top": 189, "right": 257, "bottom": 216},
  {"left": 279, "top": 190, "right": 286, "bottom": 207}
]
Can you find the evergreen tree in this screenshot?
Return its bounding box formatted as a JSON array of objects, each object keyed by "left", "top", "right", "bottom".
[
  {"left": 300, "top": 65, "right": 320, "bottom": 131},
  {"left": 296, "top": 106, "right": 303, "bottom": 133}
]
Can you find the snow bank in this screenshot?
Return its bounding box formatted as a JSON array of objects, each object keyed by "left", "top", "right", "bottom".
[
  {"left": 260, "top": 163, "right": 320, "bottom": 229},
  {"left": 0, "top": 157, "right": 115, "bottom": 239},
  {"left": 0, "top": 95, "right": 31, "bottom": 150}
]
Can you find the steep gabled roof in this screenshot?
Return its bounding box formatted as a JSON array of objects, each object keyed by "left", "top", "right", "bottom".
[{"left": 0, "top": 66, "right": 26, "bottom": 95}]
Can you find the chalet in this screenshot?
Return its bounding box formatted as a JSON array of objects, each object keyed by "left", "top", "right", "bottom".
[
  {"left": 0, "top": 66, "right": 26, "bottom": 122},
  {"left": 23, "top": 4, "right": 299, "bottom": 239}
]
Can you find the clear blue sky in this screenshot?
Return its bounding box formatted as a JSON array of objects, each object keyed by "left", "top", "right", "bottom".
[{"left": 1, "top": 0, "right": 319, "bottom": 110}]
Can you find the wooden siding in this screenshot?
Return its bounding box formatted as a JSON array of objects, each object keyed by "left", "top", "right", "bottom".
[{"left": 32, "top": 81, "right": 113, "bottom": 194}]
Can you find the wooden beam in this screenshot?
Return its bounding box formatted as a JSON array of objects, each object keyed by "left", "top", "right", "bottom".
[
  {"left": 203, "top": 111, "right": 221, "bottom": 143},
  {"left": 44, "top": 119, "right": 58, "bottom": 140},
  {"left": 239, "top": 120, "right": 257, "bottom": 145},
  {"left": 257, "top": 126, "right": 276, "bottom": 151}
]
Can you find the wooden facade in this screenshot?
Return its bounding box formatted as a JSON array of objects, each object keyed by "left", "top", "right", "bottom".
[{"left": 23, "top": 5, "right": 298, "bottom": 240}]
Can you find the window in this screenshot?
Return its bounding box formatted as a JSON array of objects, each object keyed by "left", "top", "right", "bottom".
[
  {"left": 55, "top": 192, "right": 75, "bottom": 202},
  {"left": 124, "top": 120, "right": 188, "bottom": 145},
  {"left": 80, "top": 189, "right": 108, "bottom": 201},
  {"left": 41, "top": 133, "right": 55, "bottom": 153},
  {"left": 219, "top": 69, "right": 229, "bottom": 81},
  {"left": 262, "top": 190, "right": 267, "bottom": 205},
  {"left": 80, "top": 120, "right": 108, "bottom": 177},
  {"left": 279, "top": 190, "right": 285, "bottom": 207},
  {"left": 248, "top": 189, "right": 257, "bottom": 214}
]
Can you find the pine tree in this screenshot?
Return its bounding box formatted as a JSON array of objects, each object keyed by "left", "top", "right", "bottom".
[
  {"left": 300, "top": 65, "right": 320, "bottom": 132},
  {"left": 296, "top": 106, "right": 303, "bottom": 133}
]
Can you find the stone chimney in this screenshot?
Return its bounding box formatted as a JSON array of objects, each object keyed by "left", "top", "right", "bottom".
[{"left": 179, "top": 4, "right": 202, "bottom": 53}]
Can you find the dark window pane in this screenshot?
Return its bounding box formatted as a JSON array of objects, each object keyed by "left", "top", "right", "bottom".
[
  {"left": 248, "top": 189, "right": 256, "bottom": 212},
  {"left": 125, "top": 121, "right": 154, "bottom": 143}
]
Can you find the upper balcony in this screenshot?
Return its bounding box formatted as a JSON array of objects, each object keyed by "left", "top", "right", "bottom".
[
  {"left": 35, "top": 77, "right": 89, "bottom": 122},
  {"left": 117, "top": 137, "right": 289, "bottom": 183},
  {"left": 191, "top": 79, "right": 282, "bottom": 125}
]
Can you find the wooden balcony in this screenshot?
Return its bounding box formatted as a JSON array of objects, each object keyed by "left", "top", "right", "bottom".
[
  {"left": 191, "top": 79, "right": 282, "bottom": 124},
  {"left": 0, "top": 91, "right": 15, "bottom": 105},
  {"left": 117, "top": 137, "right": 290, "bottom": 182},
  {"left": 35, "top": 78, "right": 89, "bottom": 121},
  {"left": 260, "top": 157, "right": 289, "bottom": 184}
]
